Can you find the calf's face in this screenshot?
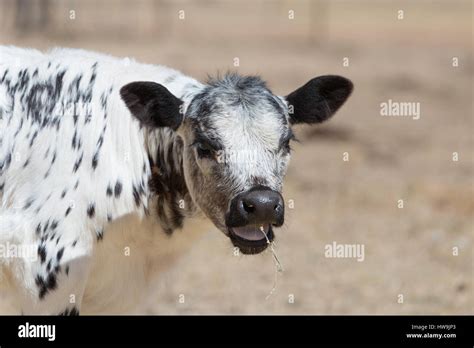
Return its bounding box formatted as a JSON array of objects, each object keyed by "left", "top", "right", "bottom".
[{"left": 121, "top": 74, "right": 352, "bottom": 254}]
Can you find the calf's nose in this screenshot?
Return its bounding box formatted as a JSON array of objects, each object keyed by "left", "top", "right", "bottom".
[{"left": 237, "top": 187, "right": 284, "bottom": 225}]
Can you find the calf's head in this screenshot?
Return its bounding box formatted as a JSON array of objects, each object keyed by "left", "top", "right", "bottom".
[{"left": 121, "top": 74, "right": 353, "bottom": 254}]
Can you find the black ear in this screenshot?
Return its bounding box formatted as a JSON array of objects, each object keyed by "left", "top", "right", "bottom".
[
  {"left": 285, "top": 75, "right": 353, "bottom": 124},
  {"left": 120, "top": 81, "right": 183, "bottom": 130}
]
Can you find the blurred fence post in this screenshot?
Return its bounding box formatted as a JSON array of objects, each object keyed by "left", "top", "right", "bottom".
[
  {"left": 14, "top": 0, "right": 51, "bottom": 34},
  {"left": 309, "top": 0, "right": 329, "bottom": 44}
]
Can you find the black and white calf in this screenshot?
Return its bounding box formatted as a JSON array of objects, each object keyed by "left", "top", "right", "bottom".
[{"left": 0, "top": 46, "right": 352, "bottom": 314}]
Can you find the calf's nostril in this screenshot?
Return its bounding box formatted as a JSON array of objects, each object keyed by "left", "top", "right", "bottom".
[{"left": 243, "top": 201, "right": 255, "bottom": 214}]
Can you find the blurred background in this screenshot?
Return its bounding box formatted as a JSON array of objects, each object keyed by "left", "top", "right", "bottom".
[{"left": 0, "top": 0, "right": 472, "bottom": 314}]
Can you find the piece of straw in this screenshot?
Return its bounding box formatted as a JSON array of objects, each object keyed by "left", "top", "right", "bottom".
[{"left": 259, "top": 225, "right": 284, "bottom": 300}]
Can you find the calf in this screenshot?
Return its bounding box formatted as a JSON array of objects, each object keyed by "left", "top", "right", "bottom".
[{"left": 0, "top": 46, "right": 352, "bottom": 314}]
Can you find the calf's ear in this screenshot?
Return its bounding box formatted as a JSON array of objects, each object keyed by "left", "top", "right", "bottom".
[
  {"left": 285, "top": 75, "right": 353, "bottom": 125},
  {"left": 120, "top": 81, "right": 183, "bottom": 130}
]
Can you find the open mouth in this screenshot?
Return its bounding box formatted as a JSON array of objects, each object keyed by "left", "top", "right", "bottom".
[{"left": 227, "top": 224, "right": 275, "bottom": 255}]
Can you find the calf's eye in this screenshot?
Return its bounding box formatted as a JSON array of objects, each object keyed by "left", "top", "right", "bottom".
[{"left": 196, "top": 143, "right": 215, "bottom": 159}]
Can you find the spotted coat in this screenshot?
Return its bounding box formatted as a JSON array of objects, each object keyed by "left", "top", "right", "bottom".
[{"left": 0, "top": 47, "right": 203, "bottom": 314}]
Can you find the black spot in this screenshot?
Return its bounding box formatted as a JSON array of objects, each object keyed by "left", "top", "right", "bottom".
[
  {"left": 23, "top": 198, "right": 34, "bottom": 210},
  {"left": 43, "top": 219, "right": 50, "bottom": 233},
  {"left": 39, "top": 287, "right": 47, "bottom": 299},
  {"left": 14, "top": 118, "right": 24, "bottom": 137},
  {"left": 0, "top": 69, "right": 8, "bottom": 83},
  {"left": 50, "top": 220, "right": 58, "bottom": 230},
  {"left": 61, "top": 189, "right": 67, "bottom": 199},
  {"left": 35, "top": 275, "right": 48, "bottom": 299},
  {"left": 96, "top": 228, "right": 104, "bottom": 241},
  {"left": 100, "top": 91, "right": 109, "bottom": 110},
  {"left": 72, "top": 152, "right": 83, "bottom": 173},
  {"left": 5, "top": 153, "right": 11, "bottom": 168},
  {"left": 59, "top": 306, "right": 79, "bottom": 316},
  {"left": 29, "top": 130, "right": 38, "bottom": 147},
  {"left": 114, "top": 181, "right": 122, "bottom": 198},
  {"left": 46, "top": 273, "right": 57, "bottom": 291},
  {"left": 74, "top": 180, "right": 80, "bottom": 190},
  {"left": 37, "top": 245, "right": 47, "bottom": 263},
  {"left": 96, "top": 134, "right": 104, "bottom": 148},
  {"left": 72, "top": 240, "right": 78, "bottom": 247},
  {"left": 84, "top": 114, "right": 92, "bottom": 124},
  {"left": 106, "top": 185, "right": 113, "bottom": 196},
  {"left": 65, "top": 265, "right": 70, "bottom": 275},
  {"left": 92, "top": 152, "right": 99, "bottom": 169},
  {"left": 65, "top": 206, "right": 72, "bottom": 217},
  {"left": 73, "top": 130, "right": 81, "bottom": 148},
  {"left": 107, "top": 214, "right": 112, "bottom": 222},
  {"left": 87, "top": 203, "right": 95, "bottom": 218},
  {"left": 35, "top": 274, "right": 44, "bottom": 287},
  {"left": 56, "top": 247, "right": 65, "bottom": 262},
  {"left": 132, "top": 185, "right": 141, "bottom": 207}
]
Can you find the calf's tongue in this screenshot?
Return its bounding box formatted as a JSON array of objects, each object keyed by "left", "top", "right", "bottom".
[{"left": 231, "top": 224, "right": 269, "bottom": 241}]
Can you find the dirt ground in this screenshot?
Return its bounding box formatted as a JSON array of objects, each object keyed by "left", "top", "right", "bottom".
[{"left": 0, "top": 0, "right": 472, "bottom": 314}]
